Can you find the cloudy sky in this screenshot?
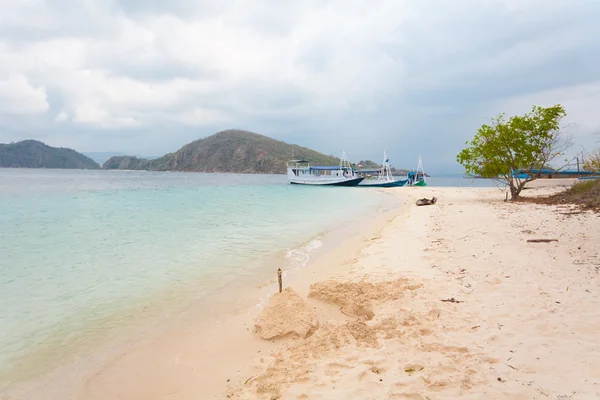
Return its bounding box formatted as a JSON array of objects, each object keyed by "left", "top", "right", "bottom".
[{"left": 1, "top": 0, "right": 599, "bottom": 172}]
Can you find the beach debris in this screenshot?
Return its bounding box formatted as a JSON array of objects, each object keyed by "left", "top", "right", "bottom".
[
  {"left": 405, "top": 366, "right": 424, "bottom": 375},
  {"left": 416, "top": 197, "right": 438, "bottom": 206},
  {"left": 527, "top": 239, "right": 558, "bottom": 243},
  {"left": 277, "top": 268, "right": 283, "bottom": 293},
  {"left": 441, "top": 297, "right": 463, "bottom": 303},
  {"left": 254, "top": 287, "right": 319, "bottom": 340},
  {"left": 507, "top": 364, "right": 519, "bottom": 371}
]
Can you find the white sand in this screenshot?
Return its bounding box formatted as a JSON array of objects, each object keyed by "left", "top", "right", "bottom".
[
  {"left": 6, "top": 186, "right": 599, "bottom": 400},
  {"left": 229, "top": 187, "right": 600, "bottom": 399}
]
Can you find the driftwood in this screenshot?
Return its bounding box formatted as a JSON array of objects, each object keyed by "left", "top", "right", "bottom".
[
  {"left": 416, "top": 197, "right": 437, "bottom": 206},
  {"left": 277, "top": 268, "right": 283, "bottom": 293},
  {"left": 441, "top": 297, "right": 463, "bottom": 303},
  {"left": 527, "top": 239, "right": 558, "bottom": 243}
]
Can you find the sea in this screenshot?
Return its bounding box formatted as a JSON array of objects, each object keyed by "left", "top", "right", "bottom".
[{"left": 0, "top": 168, "right": 494, "bottom": 389}]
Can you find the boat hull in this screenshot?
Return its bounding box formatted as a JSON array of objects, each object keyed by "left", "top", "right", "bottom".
[
  {"left": 289, "top": 177, "right": 365, "bottom": 186},
  {"left": 359, "top": 179, "right": 408, "bottom": 187}
]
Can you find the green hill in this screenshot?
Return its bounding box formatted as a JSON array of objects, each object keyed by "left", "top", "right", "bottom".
[
  {"left": 0, "top": 140, "right": 100, "bottom": 169},
  {"left": 102, "top": 155, "right": 150, "bottom": 170},
  {"left": 103, "top": 130, "right": 341, "bottom": 174}
]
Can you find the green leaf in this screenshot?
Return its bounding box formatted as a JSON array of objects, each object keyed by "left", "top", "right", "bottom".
[{"left": 456, "top": 104, "right": 569, "bottom": 199}]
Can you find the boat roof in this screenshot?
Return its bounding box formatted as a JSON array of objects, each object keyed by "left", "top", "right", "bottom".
[
  {"left": 355, "top": 168, "right": 382, "bottom": 173},
  {"left": 310, "top": 166, "right": 349, "bottom": 170},
  {"left": 288, "top": 159, "right": 309, "bottom": 163}
]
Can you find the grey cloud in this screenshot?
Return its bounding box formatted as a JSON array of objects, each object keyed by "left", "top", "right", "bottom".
[{"left": 1, "top": 0, "right": 599, "bottom": 173}]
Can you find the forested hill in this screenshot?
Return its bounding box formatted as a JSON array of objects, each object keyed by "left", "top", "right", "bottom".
[
  {"left": 103, "top": 129, "right": 341, "bottom": 174},
  {"left": 0, "top": 140, "right": 100, "bottom": 169}
]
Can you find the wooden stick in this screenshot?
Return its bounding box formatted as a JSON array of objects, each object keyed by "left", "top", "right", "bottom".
[
  {"left": 527, "top": 239, "right": 558, "bottom": 243},
  {"left": 441, "top": 297, "right": 463, "bottom": 303},
  {"left": 277, "top": 268, "right": 283, "bottom": 293}
]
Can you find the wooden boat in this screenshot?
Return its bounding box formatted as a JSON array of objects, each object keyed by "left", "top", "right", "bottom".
[
  {"left": 358, "top": 152, "right": 408, "bottom": 187},
  {"left": 407, "top": 156, "right": 427, "bottom": 186},
  {"left": 287, "top": 152, "right": 364, "bottom": 186}
]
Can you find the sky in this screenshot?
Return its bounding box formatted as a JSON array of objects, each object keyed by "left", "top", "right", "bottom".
[{"left": 1, "top": 0, "right": 599, "bottom": 173}]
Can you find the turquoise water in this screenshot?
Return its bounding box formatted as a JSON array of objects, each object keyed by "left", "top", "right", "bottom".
[{"left": 0, "top": 169, "right": 384, "bottom": 384}]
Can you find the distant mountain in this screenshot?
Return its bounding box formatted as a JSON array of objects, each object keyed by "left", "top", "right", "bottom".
[
  {"left": 84, "top": 152, "right": 159, "bottom": 165},
  {"left": 83, "top": 151, "right": 126, "bottom": 165},
  {"left": 0, "top": 140, "right": 100, "bottom": 169},
  {"left": 357, "top": 159, "right": 380, "bottom": 169},
  {"left": 103, "top": 129, "right": 341, "bottom": 174},
  {"left": 102, "top": 155, "right": 150, "bottom": 170}
]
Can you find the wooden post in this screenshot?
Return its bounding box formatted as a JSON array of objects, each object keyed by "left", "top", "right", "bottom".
[
  {"left": 277, "top": 268, "right": 283, "bottom": 293},
  {"left": 505, "top": 192, "right": 508, "bottom": 202}
]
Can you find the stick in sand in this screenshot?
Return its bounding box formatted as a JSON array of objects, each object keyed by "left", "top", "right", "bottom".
[{"left": 277, "top": 268, "right": 283, "bottom": 293}]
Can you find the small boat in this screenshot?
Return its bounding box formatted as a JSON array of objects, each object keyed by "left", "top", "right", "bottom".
[
  {"left": 358, "top": 152, "right": 408, "bottom": 187},
  {"left": 407, "top": 156, "right": 427, "bottom": 186},
  {"left": 287, "top": 152, "right": 364, "bottom": 186}
]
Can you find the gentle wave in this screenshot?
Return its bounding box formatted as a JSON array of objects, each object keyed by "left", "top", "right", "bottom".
[{"left": 0, "top": 169, "right": 384, "bottom": 386}]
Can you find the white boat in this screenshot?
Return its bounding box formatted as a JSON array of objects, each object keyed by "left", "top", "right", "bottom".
[
  {"left": 287, "top": 152, "right": 364, "bottom": 186},
  {"left": 357, "top": 151, "right": 408, "bottom": 187}
]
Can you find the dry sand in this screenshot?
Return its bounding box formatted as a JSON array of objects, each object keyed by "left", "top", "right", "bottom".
[
  {"left": 6, "top": 186, "right": 600, "bottom": 400},
  {"left": 228, "top": 186, "right": 600, "bottom": 399}
]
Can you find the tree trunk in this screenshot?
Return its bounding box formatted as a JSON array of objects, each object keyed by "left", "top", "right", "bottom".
[
  {"left": 509, "top": 179, "right": 530, "bottom": 200},
  {"left": 509, "top": 184, "right": 520, "bottom": 200}
]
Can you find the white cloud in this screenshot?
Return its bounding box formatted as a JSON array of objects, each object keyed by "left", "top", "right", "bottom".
[
  {"left": 55, "top": 111, "right": 68, "bottom": 122},
  {"left": 495, "top": 82, "right": 600, "bottom": 140},
  {"left": 0, "top": 0, "right": 598, "bottom": 168},
  {"left": 0, "top": 74, "right": 49, "bottom": 115}
]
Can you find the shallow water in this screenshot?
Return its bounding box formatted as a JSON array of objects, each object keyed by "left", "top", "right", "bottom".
[{"left": 0, "top": 169, "right": 385, "bottom": 385}]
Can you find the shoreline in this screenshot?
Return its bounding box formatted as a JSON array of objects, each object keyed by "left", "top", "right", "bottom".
[
  {"left": 2, "top": 187, "right": 399, "bottom": 400},
  {"left": 228, "top": 186, "right": 600, "bottom": 399},
  {"left": 6, "top": 185, "right": 599, "bottom": 399}
]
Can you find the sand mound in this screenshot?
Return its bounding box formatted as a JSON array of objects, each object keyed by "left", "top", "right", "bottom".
[
  {"left": 308, "top": 279, "right": 419, "bottom": 319},
  {"left": 254, "top": 288, "right": 319, "bottom": 340},
  {"left": 233, "top": 309, "right": 442, "bottom": 399}
]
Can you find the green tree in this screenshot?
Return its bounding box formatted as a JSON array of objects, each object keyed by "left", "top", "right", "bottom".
[{"left": 457, "top": 104, "right": 570, "bottom": 200}]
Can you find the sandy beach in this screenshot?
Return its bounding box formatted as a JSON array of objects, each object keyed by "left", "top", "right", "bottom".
[
  {"left": 6, "top": 185, "right": 600, "bottom": 400},
  {"left": 224, "top": 186, "right": 600, "bottom": 399}
]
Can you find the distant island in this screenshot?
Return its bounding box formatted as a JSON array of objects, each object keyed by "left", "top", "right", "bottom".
[
  {"left": 1, "top": 130, "right": 416, "bottom": 174},
  {"left": 83, "top": 152, "right": 160, "bottom": 166},
  {"left": 0, "top": 140, "right": 100, "bottom": 169},
  {"left": 103, "top": 129, "right": 343, "bottom": 174}
]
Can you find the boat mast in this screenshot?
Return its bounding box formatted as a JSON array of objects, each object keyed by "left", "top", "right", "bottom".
[
  {"left": 417, "top": 155, "right": 426, "bottom": 184},
  {"left": 382, "top": 151, "right": 391, "bottom": 181}
]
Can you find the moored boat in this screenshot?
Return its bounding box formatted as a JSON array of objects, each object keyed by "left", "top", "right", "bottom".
[
  {"left": 287, "top": 152, "right": 364, "bottom": 186},
  {"left": 407, "top": 156, "right": 427, "bottom": 186},
  {"left": 357, "top": 151, "right": 408, "bottom": 187}
]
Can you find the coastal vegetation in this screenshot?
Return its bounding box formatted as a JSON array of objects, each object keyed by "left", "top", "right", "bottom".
[
  {"left": 0, "top": 140, "right": 100, "bottom": 169},
  {"left": 583, "top": 148, "right": 600, "bottom": 172},
  {"left": 457, "top": 104, "right": 570, "bottom": 200},
  {"left": 104, "top": 130, "right": 342, "bottom": 174},
  {"left": 529, "top": 178, "right": 600, "bottom": 212}
]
